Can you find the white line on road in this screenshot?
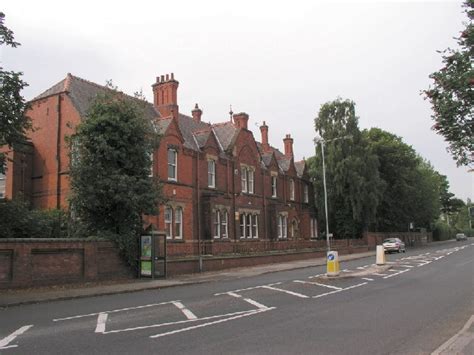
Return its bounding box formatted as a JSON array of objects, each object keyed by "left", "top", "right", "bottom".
[
  {"left": 95, "top": 313, "right": 108, "bottom": 333},
  {"left": 383, "top": 269, "right": 410, "bottom": 279},
  {"left": 361, "top": 278, "right": 374, "bottom": 281},
  {"left": 53, "top": 301, "right": 177, "bottom": 321},
  {"left": 259, "top": 285, "right": 309, "bottom": 298},
  {"left": 214, "top": 282, "right": 282, "bottom": 296},
  {"left": 0, "top": 325, "right": 33, "bottom": 349},
  {"left": 312, "top": 282, "right": 367, "bottom": 299},
  {"left": 373, "top": 273, "right": 388, "bottom": 276},
  {"left": 397, "top": 264, "right": 414, "bottom": 268},
  {"left": 172, "top": 301, "right": 198, "bottom": 320},
  {"left": 149, "top": 308, "right": 274, "bottom": 339},
  {"left": 225, "top": 292, "right": 270, "bottom": 311},
  {"left": 293, "top": 280, "right": 342, "bottom": 291},
  {"left": 103, "top": 309, "right": 267, "bottom": 335}
]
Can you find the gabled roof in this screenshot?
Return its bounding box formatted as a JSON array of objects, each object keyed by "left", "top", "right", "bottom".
[
  {"left": 295, "top": 160, "right": 306, "bottom": 177},
  {"left": 32, "top": 73, "right": 160, "bottom": 121},
  {"left": 212, "top": 122, "right": 239, "bottom": 152}
]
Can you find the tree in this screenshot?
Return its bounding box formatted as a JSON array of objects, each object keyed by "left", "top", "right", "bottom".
[
  {"left": 0, "top": 12, "right": 31, "bottom": 173},
  {"left": 438, "top": 174, "right": 465, "bottom": 225},
  {"left": 364, "top": 128, "right": 443, "bottom": 231},
  {"left": 312, "top": 99, "right": 384, "bottom": 238},
  {"left": 424, "top": 0, "right": 474, "bottom": 167},
  {"left": 68, "top": 85, "right": 162, "bottom": 267}
]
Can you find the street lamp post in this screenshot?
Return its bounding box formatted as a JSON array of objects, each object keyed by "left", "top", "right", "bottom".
[{"left": 314, "top": 135, "right": 352, "bottom": 253}]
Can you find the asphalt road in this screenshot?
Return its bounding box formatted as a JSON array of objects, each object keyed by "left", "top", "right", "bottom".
[{"left": 1, "top": 240, "right": 473, "bottom": 354}]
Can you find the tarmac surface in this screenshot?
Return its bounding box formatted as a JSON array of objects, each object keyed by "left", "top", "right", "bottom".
[{"left": 1, "top": 241, "right": 472, "bottom": 354}]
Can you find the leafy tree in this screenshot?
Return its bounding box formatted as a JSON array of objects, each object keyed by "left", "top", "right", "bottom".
[
  {"left": 364, "top": 128, "right": 444, "bottom": 231},
  {"left": 0, "top": 12, "right": 31, "bottom": 173},
  {"left": 68, "top": 85, "right": 162, "bottom": 267},
  {"left": 312, "top": 99, "right": 384, "bottom": 238},
  {"left": 424, "top": 0, "right": 473, "bottom": 167}
]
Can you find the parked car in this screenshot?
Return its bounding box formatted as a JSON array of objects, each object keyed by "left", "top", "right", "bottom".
[
  {"left": 383, "top": 238, "right": 406, "bottom": 253},
  {"left": 456, "top": 233, "right": 467, "bottom": 241}
]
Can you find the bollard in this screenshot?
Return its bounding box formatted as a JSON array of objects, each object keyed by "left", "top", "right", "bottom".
[
  {"left": 376, "top": 245, "right": 386, "bottom": 265},
  {"left": 326, "top": 251, "right": 340, "bottom": 276}
]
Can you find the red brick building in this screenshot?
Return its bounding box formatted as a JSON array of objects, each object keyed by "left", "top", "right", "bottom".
[{"left": 2, "top": 73, "right": 318, "bottom": 256}]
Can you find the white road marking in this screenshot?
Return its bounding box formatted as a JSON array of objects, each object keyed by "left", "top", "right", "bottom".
[
  {"left": 104, "top": 309, "right": 268, "bottom": 335},
  {"left": 397, "top": 264, "right": 414, "bottom": 268},
  {"left": 172, "top": 301, "right": 198, "bottom": 320},
  {"left": 308, "top": 273, "right": 325, "bottom": 279},
  {"left": 312, "top": 282, "right": 367, "bottom": 299},
  {"left": 0, "top": 325, "right": 33, "bottom": 350},
  {"left": 356, "top": 267, "right": 365, "bottom": 270},
  {"left": 95, "top": 313, "right": 108, "bottom": 333},
  {"left": 361, "top": 278, "right": 374, "bottom": 281},
  {"left": 383, "top": 269, "right": 410, "bottom": 279},
  {"left": 372, "top": 273, "right": 388, "bottom": 276},
  {"left": 342, "top": 269, "right": 351, "bottom": 273},
  {"left": 215, "top": 282, "right": 282, "bottom": 296},
  {"left": 293, "top": 280, "right": 342, "bottom": 291},
  {"left": 259, "top": 285, "right": 309, "bottom": 298},
  {"left": 225, "top": 292, "right": 270, "bottom": 310},
  {"left": 53, "top": 301, "right": 176, "bottom": 321},
  {"left": 149, "top": 308, "right": 274, "bottom": 339}
]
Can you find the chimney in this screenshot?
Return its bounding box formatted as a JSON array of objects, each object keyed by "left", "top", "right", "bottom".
[
  {"left": 192, "top": 103, "right": 203, "bottom": 122},
  {"left": 283, "top": 134, "right": 294, "bottom": 158},
  {"left": 152, "top": 73, "right": 179, "bottom": 119},
  {"left": 260, "top": 121, "right": 271, "bottom": 152},
  {"left": 233, "top": 112, "right": 249, "bottom": 130}
]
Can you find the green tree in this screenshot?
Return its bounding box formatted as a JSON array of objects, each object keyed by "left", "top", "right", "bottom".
[
  {"left": 0, "top": 12, "right": 31, "bottom": 173},
  {"left": 364, "top": 128, "right": 443, "bottom": 231},
  {"left": 68, "top": 85, "right": 162, "bottom": 267},
  {"left": 312, "top": 99, "right": 384, "bottom": 238},
  {"left": 424, "top": 0, "right": 473, "bottom": 167}
]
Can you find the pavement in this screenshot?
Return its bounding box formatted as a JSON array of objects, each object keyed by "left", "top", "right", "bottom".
[{"left": 0, "top": 251, "right": 376, "bottom": 308}]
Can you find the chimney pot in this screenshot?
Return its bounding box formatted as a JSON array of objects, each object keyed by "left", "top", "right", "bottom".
[
  {"left": 171, "top": 73, "right": 174, "bottom": 80},
  {"left": 283, "top": 134, "right": 294, "bottom": 158},
  {"left": 161, "top": 75, "right": 165, "bottom": 82},
  {"left": 233, "top": 112, "right": 249, "bottom": 130},
  {"left": 166, "top": 74, "right": 169, "bottom": 81},
  {"left": 260, "top": 121, "right": 270, "bottom": 152},
  {"left": 192, "top": 103, "right": 203, "bottom": 122}
]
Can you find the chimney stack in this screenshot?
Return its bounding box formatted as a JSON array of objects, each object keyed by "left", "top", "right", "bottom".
[
  {"left": 152, "top": 73, "right": 179, "bottom": 119},
  {"left": 192, "top": 103, "right": 203, "bottom": 122},
  {"left": 260, "top": 121, "right": 271, "bottom": 152},
  {"left": 283, "top": 134, "right": 294, "bottom": 158},
  {"left": 233, "top": 112, "right": 249, "bottom": 130}
]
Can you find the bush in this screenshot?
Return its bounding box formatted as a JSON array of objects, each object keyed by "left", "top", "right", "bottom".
[
  {"left": 0, "top": 198, "right": 67, "bottom": 238},
  {"left": 432, "top": 220, "right": 457, "bottom": 241}
]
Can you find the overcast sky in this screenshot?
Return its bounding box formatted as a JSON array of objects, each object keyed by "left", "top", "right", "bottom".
[{"left": 2, "top": 0, "right": 472, "bottom": 201}]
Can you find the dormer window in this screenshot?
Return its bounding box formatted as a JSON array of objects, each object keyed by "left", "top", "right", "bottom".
[
  {"left": 167, "top": 148, "right": 177, "bottom": 181},
  {"left": 271, "top": 175, "right": 277, "bottom": 198},
  {"left": 208, "top": 159, "right": 216, "bottom": 188},
  {"left": 289, "top": 179, "right": 295, "bottom": 201},
  {"left": 241, "top": 165, "right": 255, "bottom": 194}
]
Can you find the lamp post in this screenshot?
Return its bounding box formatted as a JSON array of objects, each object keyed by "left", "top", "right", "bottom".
[{"left": 314, "top": 135, "right": 352, "bottom": 252}]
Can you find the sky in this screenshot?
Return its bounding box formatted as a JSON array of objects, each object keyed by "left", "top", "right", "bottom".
[{"left": 2, "top": 0, "right": 473, "bottom": 201}]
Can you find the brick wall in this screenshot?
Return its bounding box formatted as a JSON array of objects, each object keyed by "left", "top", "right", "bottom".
[{"left": 0, "top": 239, "right": 132, "bottom": 289}]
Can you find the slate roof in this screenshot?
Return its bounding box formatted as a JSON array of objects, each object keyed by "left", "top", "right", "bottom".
[
  {"left": 32, "top": 73, "right": 160, "bottom": 121},
  {"left": 295, "top": 160, "right": 306, "bottom": 177},
  {"left": 32, "top": 75, "right": 303, "bottom": 174}
]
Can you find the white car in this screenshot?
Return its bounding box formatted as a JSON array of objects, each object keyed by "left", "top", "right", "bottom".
[
  {"left": 383, "top": 238, "right": 406, "bottom": 253},
  {"left": 456, "top": 233, "right": 467, "bottom": 241}
]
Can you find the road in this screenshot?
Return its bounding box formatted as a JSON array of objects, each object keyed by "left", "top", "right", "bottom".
[{"left": 0, "top": 241, "right": 473, "bottom": 354}]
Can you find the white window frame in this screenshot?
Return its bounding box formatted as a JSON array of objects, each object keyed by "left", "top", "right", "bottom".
[
  {"left": 241, "top": 167, "right": 247, "bottom": 193},
  {"left": 289, "top": 179, "right": 295, "bottom": 201},
  {"left": 246, "top": 213, "right": 252, "bottom": 238},
  {"left": 221, "top": 211, "right": 228, "bottom": 238},
  {"left": 304, "top": 184, "right": 309, "bottom": 203},
  {"left": 252, "top": 214, "right": 258, "bottom": 239},
  {"left": 214, "top": 210, "right": 221, "bottom": 238},
  {"left": 0, "top": 173, "right": 5, "bottom": 199},
  {"left": 311, "top": 218, "right": 317, "bottom": 239},
  {"left": 248, "top": 169, "right": 254, "bottom": 194},
  {"left": 175, "top": 207, "right": 183, "bottom": 239},
  {"left": 167, "top": 148, "right": 177, "bottom": 181},
  {"left": 165, "top": 207, "right": 173, "bottom": 239},
  {"left": 271, "top": 176, "right": 277, "bottom": 198},
  {"left": 208, "top": 159, "right": 216, "bottom": 188},
  {"left": 283, "top": 216, "right": 288, "bottom": 239},
  {"left": 149, "top": 151, "right": 154, "bottom": 177},
  {"left": 240, "top": 213, "right": 246, "bottom": 238}
]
